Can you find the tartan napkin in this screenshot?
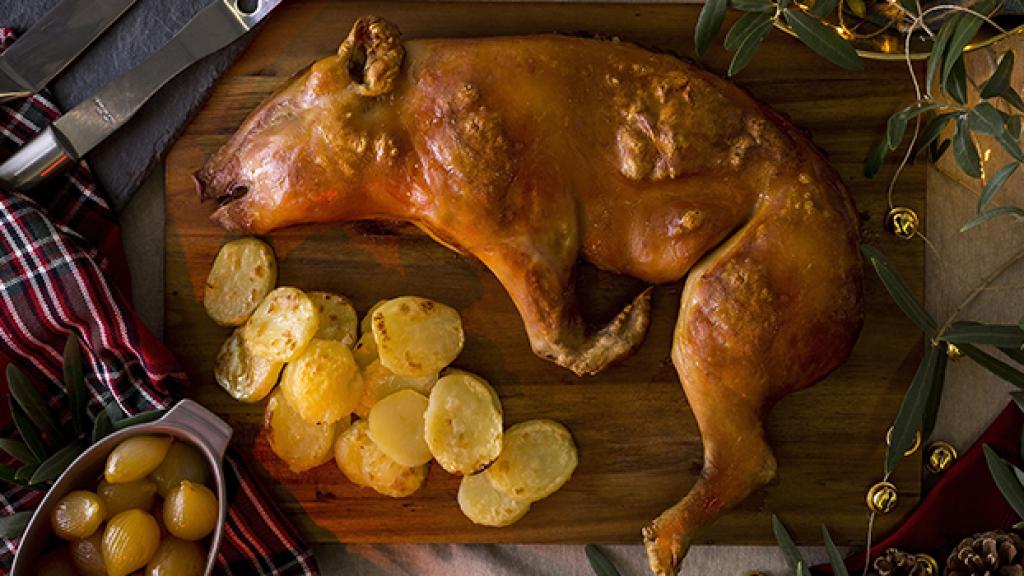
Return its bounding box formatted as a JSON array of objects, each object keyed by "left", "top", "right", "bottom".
[{"left": 0, "top": 28, "right": 318, "bottom": 575}]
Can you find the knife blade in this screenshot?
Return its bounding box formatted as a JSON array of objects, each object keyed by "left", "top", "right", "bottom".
[
  {"left": 0, "top": 0, "right": 139, "bottom": 104},
  {"left": 0, "top": 0, "right": 283, "bottom": 191}
]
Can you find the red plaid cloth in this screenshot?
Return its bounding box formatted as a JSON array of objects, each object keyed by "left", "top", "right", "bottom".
[{"left": 0, "top": 29, "right": 318, "bottom": 575}]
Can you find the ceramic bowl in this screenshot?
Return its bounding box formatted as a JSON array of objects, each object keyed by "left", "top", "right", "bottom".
[{"left": 10, "top": 399, "right": 232, "bottom": 576}]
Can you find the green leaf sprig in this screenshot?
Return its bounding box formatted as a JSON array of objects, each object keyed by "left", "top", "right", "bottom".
[
  {"left": 693, "top": 0, "right": 1022, "bottom": 234},
  {"left": 585, "top": 544, "right": 622, "bottom": 576},
  {"left": 694, "top": 0, "right": 864, "bottom": 76},
  {"left": 0, "top": 334, "right": 165, "bottom": 540}
]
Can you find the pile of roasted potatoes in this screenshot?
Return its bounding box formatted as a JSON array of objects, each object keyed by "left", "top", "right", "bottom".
[{"left": 204, "top": 238, "right": 578, "bottom": 527}]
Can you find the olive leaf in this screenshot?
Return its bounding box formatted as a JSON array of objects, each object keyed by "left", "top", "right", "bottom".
[
  {"left": 732, "top": 0, "right": 776, "bottom": 13},
  {"left": 29, "top": 441, "right": 84, "bottom": 484},
  {"left": 0, "top": 511, "right": 33, "bottom": 539},
  {"left": 861, "top": 245, "right": 938, "bottom": 337},
  {"left": 960, "top": 343, "right": 1024, "bottom": 388},
  {"left": 888, "top": 103, "right": 940, "bottom": 150},
  {"left": 922, "top": 348, "right": 949, "bottom": 440},
  {"left": 696, "top": 0, "right": 729, "bottom": 57},
  {"left": 995, "top": 128, "right": 1024, "bottom": 162},
  {"left": 783, "top": 8, "right": 863, "bottom": 71},
  {"left": 6, "top": 364, "right": 64, "bottom": 447},
  {"left": 942, "top": 0, "right": 994, "bottom": 84},
  {"left": 727, "top": 13, "right": 774, "bottom": 76},
  {"left": 865, "top": 137, "right": 889, "bottom": 178},
  {"left": 977, "top": 163, "right": 1019, "bottom": 212},
  {"left": 932, "top": 138, "right": 952, "bottom": 162},
  {"left": 772, "top": 514, "right": 811, "bottom": 576},
  {"left": 984, "top": 444, "right": 1024, "bottom": 518},
  {"left": 981, "top": 51, "right": 1015, "bottom": 99},
  {"left": 1002, "top": 87, "right": 1024, "bottom": 114},
  {"left": 10, "top": 399, "right": 47, "bottom": 462},
  {"left": 822, "top": 525, "right": 850, "bottom": 576},
  {"left": 1002, "top": 346, "right": 1024, "bottom": 366},
  {"left": 942, "top": 322, "right": 1024, "bottom": 348},
  {"left": 585, "top": 545, "right": 622, "bottom": 576},
  {"left": 961, "top": 207, "right": 1024, "bottom": 232},
  {"left": 945, "top": 55, "right": 968, "bottom": 105},
  {"left": 969, "top": 102, "right": 1008, "bottom": 136},
  {"left": 810, "top": 0, "right": 839, "bottom": 18},
  {"left": 1004, "top": 113, "right": 1022, "bottom": 140},
  {"left": 0, "top": 439, "right": 37, "bottom": 465},
  {"left": 888, "top": 344, "right": 944, "bottom": 473},
  {"left": 112, "top": 409, "right": 167, "bottom": 431},
  {"left": 14, "top": 462, "right": 37, "bottom": 483},
  {"left": 953, "top": 116, "right": 981, "bottom": 178},
  {"left": 0, "top": 463, "right": 22, "bottom": 486},
  {"left": 91, "top": 409, "right": 114, "bottom": 444},
  {"left": 848, "top": 0, "right": 868, "bottom": 16},
  {"left": 927, "top": 15, "right": 959, "bottom": 96},
  {"left": 910, "top": 113, "right": 955, "bottom": 163},
  {"left": 63, "top": 333, "right": 87, "bottom": 437}
]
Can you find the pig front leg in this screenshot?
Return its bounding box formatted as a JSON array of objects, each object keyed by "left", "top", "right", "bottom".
[{"left": 475, "top": 241, "right": 652, "bottom": 376}]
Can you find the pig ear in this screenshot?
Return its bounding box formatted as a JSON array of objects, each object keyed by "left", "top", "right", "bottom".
[{"left": 338, "top": 16, "right": 405, "bottom": 97}]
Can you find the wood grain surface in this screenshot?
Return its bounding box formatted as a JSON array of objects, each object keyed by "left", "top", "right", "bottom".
[{"left": 165, "top": 1, "right": 925, "bottom": 546}]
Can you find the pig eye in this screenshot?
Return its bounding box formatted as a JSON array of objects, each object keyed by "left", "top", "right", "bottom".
[{"left": 218, "top": 183, "right": 250, "bottom": 205}]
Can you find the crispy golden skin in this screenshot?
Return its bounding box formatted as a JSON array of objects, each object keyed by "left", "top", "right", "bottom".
[{"left": 196, "top": 17, "right": 864, "bottom": 575}]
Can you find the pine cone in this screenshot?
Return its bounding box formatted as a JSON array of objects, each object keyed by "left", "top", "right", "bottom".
[
  {"left": 871, "top": 548, "right": 930, "bottom": 576},
  {"left": 945, "top": 531, "right": 1024, "bottom": 576}
]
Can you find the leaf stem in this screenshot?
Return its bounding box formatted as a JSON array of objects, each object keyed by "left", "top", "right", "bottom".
[{"left": 933, "top": 243, "right": 1024, "bottom": 342}]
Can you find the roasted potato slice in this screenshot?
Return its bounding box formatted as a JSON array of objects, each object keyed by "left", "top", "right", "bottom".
[
  {"left": 371, "top": 296, "right": 464, "bottom": 376},
  {"left": 214, "top": 328, "right": 282, "bottom": 403},
  {"left": 352, "top": 333, "right": 378, "bottom": 368},
  {"left": 361, "top": 299, "right": 389, "bottom": 334},
  {"left": 367, "top": 389, "right": 432, "bottom": 467},
  {"left": 280, "top": 338, "right": 363, "bottom": 425},
  {"left": 265, "top": 389, "right": 344, "bottom": 472},
  {"left": 355, "top": 359, "right": 437, "bottom": 418},
  {"left": 203, "top": 237, "right": 276, "bottom": 326},
  {"left": 425, "top": 371, "right": 502, "bottom": 475},
  {"left": 457, "top": 471, "right": 531, "bottom": 527},
  {"left": 334, "top": 420, "right": 427, "bottom": 497},
  {"left": 486, "top": 420, "right": 577, "bottom": 501},
  {"left": 243, "top": 286, "right": 319, "bottom": 362},
  {"left": 353, "top": 300, "right": 388, "bottom": 368},
  {"left": 309, "top": 291, "right": 358, "bottom": 347}
]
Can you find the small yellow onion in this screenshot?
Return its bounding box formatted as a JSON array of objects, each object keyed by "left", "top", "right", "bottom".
[
  {"left": 164, "top": 480, "right": 218, "bottom": 541},
  {"left": 97, "top": 478, "right": 158, "bottom": 519},
  {"left": 105, "top": 435, "right": 173, "bottom": 483},
  {"left": 68, "top": 533, "right": 106, "bottom": 576},
  {"left": 150, "top": 441, "right": 209, "bottom": 496},
  {"left": 146, "top": 536, "right": 206, "bottom": 576},
  {"left": 50, "top": 490, "right": 106, "bottom": 540},
  {"left": 102, "top": 509, "right": 161, "bottom": 576},
  {"left": 38, "top": 546, "right": 77, "bottom": 576}
]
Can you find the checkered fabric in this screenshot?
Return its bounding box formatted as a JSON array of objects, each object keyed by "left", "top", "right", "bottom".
[{"left": 0, "top": 28, "right": 318, "bottom": 575}]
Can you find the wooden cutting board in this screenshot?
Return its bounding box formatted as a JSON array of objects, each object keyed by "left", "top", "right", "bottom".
[{"left": 165, "top": 1, "right": 926, "bottom": 546}]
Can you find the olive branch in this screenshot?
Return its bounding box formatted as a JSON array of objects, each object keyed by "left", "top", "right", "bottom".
[{"left": 697, "top": 0, "right": 1024, "bottom": 229}]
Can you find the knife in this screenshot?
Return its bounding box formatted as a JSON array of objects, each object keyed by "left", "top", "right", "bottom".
[
  {"left": 0, "top": 0, "right": 283, "bottom": 191},
  {"left": 0, "top": 0, "right": 138, "bottom": 105}
]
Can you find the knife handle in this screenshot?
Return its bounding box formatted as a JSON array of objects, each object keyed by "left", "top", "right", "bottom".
[{"left": 0, "top": 126, "right": 76, "bottom": 191}]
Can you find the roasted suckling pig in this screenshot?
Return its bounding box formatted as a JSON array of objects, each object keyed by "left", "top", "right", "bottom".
[{"left": 196, "top": 17, "right": 864, "bottom": 575}]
